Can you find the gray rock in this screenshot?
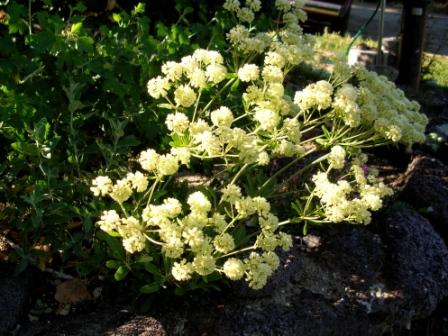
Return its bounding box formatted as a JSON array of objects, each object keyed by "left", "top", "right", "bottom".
[
  {"left": 18, "top": 208, "right": 448, "bottom": 336},
  {"left": 19, "top": 305, "right": 167, "bottom": 336},
  {"left": 0, "top": 264, "right": 33, "bottom": 336},
  {"left": 396, "top": 155, "right": 448, "bottom": 241},
  {"left": 178, "top": 209, "right": 448, "bottom": 335}
]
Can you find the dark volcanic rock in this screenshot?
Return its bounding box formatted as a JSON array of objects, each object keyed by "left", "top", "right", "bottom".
[
  {"left": 0, "top": 264, "right": 33, "bottom": 336},
  {"left": 381, "top": 208, "right": 448, "bottom": 319},
  {"left": 396, "top": 155, "right": 448, "bottom": 241},
  {"left": 18, "top": 208, "right": 448, "bottom": 336},
  {"left": 19, "top": 305, "right": 167, "bottom": 336}
]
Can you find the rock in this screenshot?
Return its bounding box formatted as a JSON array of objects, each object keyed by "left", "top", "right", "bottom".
[
  {"left": 179, "top": 209, "right": 448, "bottom": 335},
  {"left": 381, "top": 208, "right": 448, "bottom": 320},
  {"left": 18, "top": 209, "right": 448, "bottom": 336},
  {"left": 19, "top": 305, "right": 167, "bottom": 336},
  {"left": 395, "top": 155, "right": 448, "bottom": 241},
  {"left": 54, "top": 279, "right": 92, "bottom": 305},
  {"left": 0, "top": 264, "right": 33, "bottom": 335}
]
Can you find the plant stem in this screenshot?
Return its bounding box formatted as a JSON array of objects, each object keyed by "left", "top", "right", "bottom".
[
  {"left": 275, "top": 153, "right": 329, "bottom": 192},
  {"left": 144, "top": 233, "right": 164, "bottom": 246},
  {"left": 217, "top": 246, "right": 255, "bottom": 259},
  {"left": 261, "top": 149, "right": 316, "bottom": 190},
  {"left": 28, "top": 0, "right": 32, "bottom": 35},
  {"left": 146, "top": 178, "right": 160, "bottom": 207},
  {"left": 230, "top": 163, "right": 249, "bottom": 185},
  {"left": 202, "top": 78, "right": 236, "bottom": 114},
  {"left": 192, "top": 90, "right": 202, "bottom": 122}
]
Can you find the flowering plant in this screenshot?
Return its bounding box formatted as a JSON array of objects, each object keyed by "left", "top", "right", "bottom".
[{"left": 92, "top": 0, "right": 427, "bottom": 292}]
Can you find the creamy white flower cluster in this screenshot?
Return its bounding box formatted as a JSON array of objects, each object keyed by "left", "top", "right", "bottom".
[
  {"left": 312, "top": 160, "right": 393, "bottom": 225},
  {"left": 225, "top": 0, "right": 312, "bottom": 65},
  {"left": 93, "top": 174, "right": 293, "bottom": 289},
  {"left": 223, "top": 0, "right": 261, "bottom": 23},
  {"left": 293, "top": 68, "right": 428, "bottom": 145},
  {"left": 91, "top": 171, "right": 148, "bottom": 204},
  {"left": 354, "top": 67, "right": 428, "bottom": 145},
  {"left": 164, "top": 102, "right": 305, "bottom": 166},
  {"left": 147, "top": 49, "right": 227, "bottom": 106}
]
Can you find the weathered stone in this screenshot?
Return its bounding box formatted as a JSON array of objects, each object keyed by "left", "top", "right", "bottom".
[
  {"left": 396, "top": 155, "right": 448, "bottom": 241},
  {"left": 381, "top": 208, "right": 448, "bottom": 319},
  {"left": 19, "top": 305, "right": 167, "bottom": 336},
  {"left": 17, "top": 209, "right": 448, "bottom": 336},
  {"left": 0, "top": 264, "right": 33, "bottom": 336}
]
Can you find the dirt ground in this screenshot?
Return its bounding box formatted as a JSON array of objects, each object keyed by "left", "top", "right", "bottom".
[{"left": 348, "top": 2, "right": 448, "bottom": 55}]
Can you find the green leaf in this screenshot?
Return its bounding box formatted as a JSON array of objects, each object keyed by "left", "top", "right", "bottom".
[
  {"left": 230, "top": 79, "right": 240, "bottom": 92},
  {"left": 112, "top": 13, "right": 122, "bottom": 24},
  {"left": 232, "top": 225, "right": 248, "bottom": 246},
  {"left": 315, "top": 138, "right": 327, "bottom": 146},
  {"left": 136, "top": 255, "right": 153, "bottom": 264},
  {"left": 105, "top": 260, "right": 121, "bottom": 269},
  {"left": 114, "top": 266, "right": 129, "bottom": 281},
  {"left": 140, "top": 282, "right": 160, "bottom": 294},
  {"left": 157, "top": 103, "right": 175, "bottom": 110},
  {"left": 303, "top": 222, "right": 309, "bottom": 236},
  {"left": 11, "top": 142, "right": 40, "bottom": 157},
  {"left": 14, "top": 257, "right": 29, "bottom": 275},
  {"left": 116, "top": 135, "right": 141, "bottom": 148},
  {"left": 96, "top": 231, "right": 125, "bottom": 260},
  {"left": 77, "top": 36, "right": 94, "bottom": 52},
  {"left": 132, "top": 3, "right": 146, "bottom": 16},
  {"left": 144, "top": 263, "right": 161, "bottom": 275},
  {"left": 73, "top": 2, "right": 87, "bottom": 13},
  {"left": 70, "top": 22, "right": 83, "bottom": 35}
]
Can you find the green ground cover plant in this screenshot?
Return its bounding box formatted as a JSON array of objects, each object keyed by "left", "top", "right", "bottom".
[
  {"left": 0, "top": 0, "right": 222, "bottom": 274},
  {"left": 91, "top": 0, "right": 427, "bottom": 294},
  {"left": 0, "top": 0, "right": 428, "bottom": 297}
]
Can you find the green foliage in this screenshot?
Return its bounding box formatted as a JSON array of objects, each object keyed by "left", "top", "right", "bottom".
[
  {"left": 0, "top": 0, "right": 223, "bottom": 275},
  {"left": 0, "top": 0, "right": 428, "bottom": 297},
  {"left": 422, "top": 54, "right": 448, "bottom": 90},
  {"left": 90, "top": 0, "right": 427, "bottom": 295}
]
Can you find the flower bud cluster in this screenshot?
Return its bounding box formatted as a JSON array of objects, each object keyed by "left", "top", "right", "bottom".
[
  {"left": 91, "top": 0, "right": 429, "bottom": 293},
  {"left": 292, "top": 67, "right": 428, "bottom": 145},
  {"left": 312, "top": 161, "right": 393, "bottom": 224},
  {"left": 147, "top": 49, "right": 227, "bottom": 106},
  {"left": 93, "top": 172, "right": 292, "bottom": 289}
]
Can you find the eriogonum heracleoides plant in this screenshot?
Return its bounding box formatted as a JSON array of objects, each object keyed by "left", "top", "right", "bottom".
[{"left": 91, "top": 0, "right": 428, "bottom": 292}]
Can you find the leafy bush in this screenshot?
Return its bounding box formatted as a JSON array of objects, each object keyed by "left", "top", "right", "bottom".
[
  {"left": 0, "top": 0, "right": 223, "bottom": 274},
  {"left": 91, "top": 0, "right": 428, "bottom": 293}
]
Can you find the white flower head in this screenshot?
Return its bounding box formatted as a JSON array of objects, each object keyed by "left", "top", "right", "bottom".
[
  {"left": 210, "top": 106, "right": 234, "bottom": 128},
  {"left": 238, "top": 64, "right": 260, "bottom": 82},
  {"left": 174, "top": 85, "right": 197, "bottom": 108}
]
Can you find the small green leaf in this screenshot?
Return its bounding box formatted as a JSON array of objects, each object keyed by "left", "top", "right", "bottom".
[
  {"left": 157, "top": 103, "right": 175, "bottom": 110},
  {"left": 144, "top": 263, "right": 161, "bottom": 275},
  {"left": 97, "top": 231, "right": 125, "bottom": 260},
  {"left": 112, "top": 13, "right": 122, "bottom": 24},
  {"left": 132, "top": 3, "right": 145, "bottom": 15},
  {"left": 230, "top": 79, "right": 240, "bottom": 92},
  {"left": 73, "top": 2, "right": 87, "bottom": 12},
  {"left": 114, "top": 266, "right": 129, "bottom": 281},
  {"left": 105, "top": 260, "right": 121, "bottom": 269},
  {"left": 315, "top": 138, "right": 327, "bottom": 146},
  {"left": 302, "top": 222, "right": 309, "bottom": 236},
  {"left": 140, "top": 282, "right": 160, "bottom": 294},
  {"left": 70, "top": 22, "right": 83, "bottom": 34},
  {"left": 136, "top": 256, "right": 153, "bottom": 264}
]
